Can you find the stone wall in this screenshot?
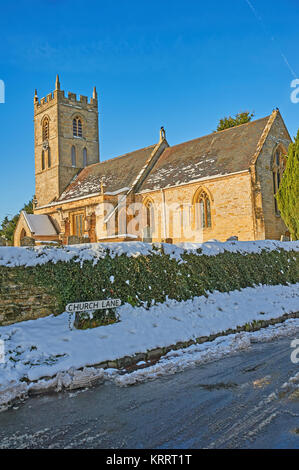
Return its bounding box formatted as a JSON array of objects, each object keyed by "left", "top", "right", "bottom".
[{"left": 0, "top": 269, "right": 59, "bottom": 326}]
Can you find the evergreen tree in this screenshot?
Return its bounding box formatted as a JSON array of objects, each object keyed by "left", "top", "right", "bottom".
[
  {"left": 276, "top": 130, "right": 299, "bottom": 240},
  {"left": 216, "top": 111, "right": 254, "bottom": 132},
  {"left": 0, "top": 198, "right": 34, "bottom": 244}
]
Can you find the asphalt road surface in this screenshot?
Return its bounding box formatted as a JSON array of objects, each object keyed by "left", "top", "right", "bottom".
[{"left": 0, "top": 333, "right": 298, "bottom": 449}]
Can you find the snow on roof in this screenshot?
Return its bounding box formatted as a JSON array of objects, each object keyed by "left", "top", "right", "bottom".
[
  {"left": 22, "top": 212, "right": 58, "bottom": 236},
  {"left": 57, "top": 145, "right": 156, "bottom": 203},
  {"left": 139, "top": 116, "right": 272, "bottom": 192}
]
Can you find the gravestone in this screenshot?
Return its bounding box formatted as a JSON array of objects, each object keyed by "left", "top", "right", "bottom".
[
  {"left": 20, "top": 236, "right": 35, "bottom": 246},
  {"left": 67, "top": 235, "right": 81, "bottom": 245},
  {"left": 40, "top": 240, "right": 62, "bottom": 247}
]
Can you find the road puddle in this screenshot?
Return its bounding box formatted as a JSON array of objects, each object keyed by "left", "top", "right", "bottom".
[{"left": 197, "top": 382, "right": 238, "bottom": 391}]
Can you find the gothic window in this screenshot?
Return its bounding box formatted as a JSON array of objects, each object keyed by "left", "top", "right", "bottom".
[
  {"left": 272, "top": 147, "right": 286, "bottom": 214},
  {"left": 42, "top": 117, "right": 49, "bottom": 141},
  {"left": 42, "top": 150, "right": 45, "bottom": 170},
  {"left": 71, "top": 146, "right": 76, "bottom": 167},
  {"left": 48, "top": 148, "right": 51, "bottom": 168},
  {"left": 73, "top": 117, "right": 83, "bottom": 137},
  {"left": 78, "top": 119, "right": 82, "bottom": 137},
  {"left": 195, "top": 190, "right": 212, "bottom": 229},
  {"left": 83, "top": 148, "right": 87, "bottom": 167},
  {"left": 142, "top": 200, "right": 155, "bottom": 241},
  {"left": 145, "top": 201, "right": 155, "bottom": 235}
]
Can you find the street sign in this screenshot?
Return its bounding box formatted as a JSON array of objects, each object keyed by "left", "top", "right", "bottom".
[{"left": 66, "top": 298, "right": 121, "bottom": 313}]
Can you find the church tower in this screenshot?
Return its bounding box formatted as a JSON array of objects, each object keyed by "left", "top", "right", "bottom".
[{"left": 34, "top": 76, "right": 99, "bottom": 207}]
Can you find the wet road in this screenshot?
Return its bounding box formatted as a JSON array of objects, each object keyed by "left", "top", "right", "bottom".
[{"left": 0, "top": 333, "right": 298, "bottom": 449}]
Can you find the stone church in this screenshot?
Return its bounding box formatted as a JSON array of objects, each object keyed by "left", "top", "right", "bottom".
[{"left": 14, "top": 76, "right": 291, "bottom": 246}]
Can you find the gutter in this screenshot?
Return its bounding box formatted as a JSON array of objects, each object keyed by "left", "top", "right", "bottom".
[{"left": 36, "top": 191, "right": 103, "bottom": 210}]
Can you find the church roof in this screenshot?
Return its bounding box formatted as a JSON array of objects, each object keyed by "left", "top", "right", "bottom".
[
  {"left": 58, "top": 114, "right": 273, "bottom": 203},
  {"left": 22, "top": 212, "right": 58, "bottom": 236},
  {"left": 139, "top": 115, "right": 271, "bottom": 192},
  {"left": 58, "top": 144, "right": 157, "bottom": 202}
]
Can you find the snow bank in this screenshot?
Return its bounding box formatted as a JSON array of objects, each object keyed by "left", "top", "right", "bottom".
[
  {"left": 115, "top": 319, "right": 299, "bottom": 386},
  {"left": 0, "top": 283, "right": 298, "bottom": 409},
  {"left": 0, "top": 239, "right": 298, "bottom": 268}
]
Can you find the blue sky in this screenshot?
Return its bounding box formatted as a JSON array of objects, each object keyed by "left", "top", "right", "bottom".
[{"left": 0, "top": 0, "right": 298, "bottom": 221}]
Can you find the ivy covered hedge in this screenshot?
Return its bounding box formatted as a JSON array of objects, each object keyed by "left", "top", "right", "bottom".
[{"left": 2, "top": 246, "right": 298, "bottom": 316}]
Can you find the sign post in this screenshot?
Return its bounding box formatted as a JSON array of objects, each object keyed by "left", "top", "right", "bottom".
[{"left": 66, "top": 299, "right": 122, "bottom": 329}]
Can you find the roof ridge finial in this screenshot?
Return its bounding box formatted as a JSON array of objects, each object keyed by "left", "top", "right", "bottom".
[
  {"left": 100, "top": 177, "right": 106, "bottom": 195},
  {"left": 93, "top": 86, "right": 98, "bottom": 100},
  {"left": 55, "top": 74, "right": 60, "bottom": 91},
  {"left": 160, "top": 126, "right": 166, "bottom": 142}
]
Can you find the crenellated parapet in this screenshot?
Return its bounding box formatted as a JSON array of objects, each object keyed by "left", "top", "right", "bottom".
[{"left": 34, "top": 75, "right": 98, "bottom": 115}]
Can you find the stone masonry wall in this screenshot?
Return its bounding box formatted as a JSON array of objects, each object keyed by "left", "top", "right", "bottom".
[
  {"left": 0, "top": 269, "right": 59, "bottom": 326},
  {"left": 255, "top": 113, "right": 291, "bottom": 240},
  {"left": 140, "top": 172, "right": 256, "bottom": 242}
]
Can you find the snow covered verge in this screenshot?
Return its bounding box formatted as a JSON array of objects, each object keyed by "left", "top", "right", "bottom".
[
  {"left": 1, "top": 239, "right": 299, "bottom": 267},
  {"left": 0, "top": 283, "right": 298, "bottom": 410}
]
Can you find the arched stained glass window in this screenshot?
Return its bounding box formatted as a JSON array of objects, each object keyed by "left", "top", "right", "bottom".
[
  {"left": 143, "top": 200, "right": 155, "bottom": 241},
  {"left": 195, "top": 190, "right": 212, "bottom": 229},
  {"left": 146, "top": 201, "right": 155, "bottom": 232}
]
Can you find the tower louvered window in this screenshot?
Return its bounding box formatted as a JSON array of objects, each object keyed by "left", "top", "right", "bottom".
[
  {"left": 42, "top": 117, "right": 49, "bottom": 141},
  {"left": 73, "top": 117, "right": 83, "bottom": 137}
]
